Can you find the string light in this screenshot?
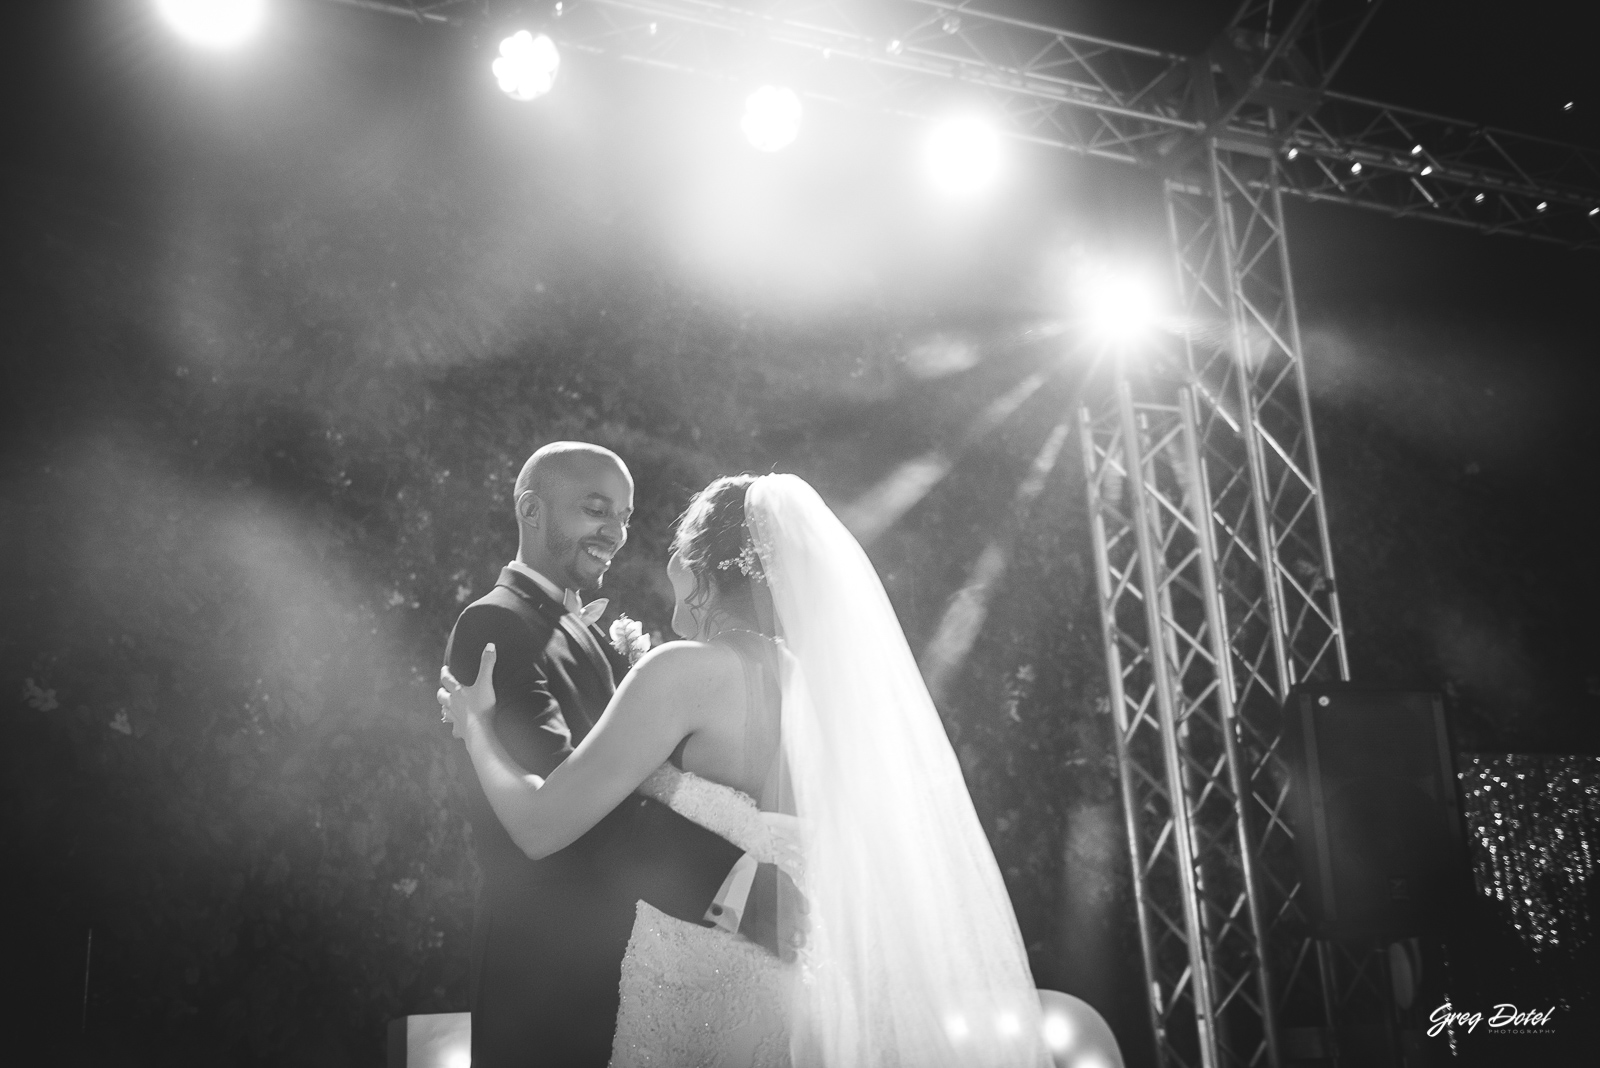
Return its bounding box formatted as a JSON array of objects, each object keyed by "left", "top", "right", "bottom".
[{"left": 1460, "top": 754, "right": 1598, "bottom": 959}]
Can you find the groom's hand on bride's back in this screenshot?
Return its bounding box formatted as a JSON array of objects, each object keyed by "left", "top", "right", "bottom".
[{"left": 740, "top": 864, "right": 808, "bottom": 963}]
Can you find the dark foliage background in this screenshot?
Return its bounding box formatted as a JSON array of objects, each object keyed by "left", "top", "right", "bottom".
[{"left": 3, "top": 2, "right": 1597, "bottom": 1065}]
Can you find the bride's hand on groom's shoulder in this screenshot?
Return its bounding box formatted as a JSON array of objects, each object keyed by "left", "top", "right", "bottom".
[{"left": 438, "top": 644, "right": 499, "bottom": 740}]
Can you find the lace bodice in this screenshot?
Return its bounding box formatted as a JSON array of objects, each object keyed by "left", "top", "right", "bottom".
[{"left": 610, "top": 763, "right": 795, "bottom": 1068}]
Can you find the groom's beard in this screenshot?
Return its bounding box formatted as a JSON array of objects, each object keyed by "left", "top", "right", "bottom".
[{"left": 545, "top": 524, "right": 605, "bottom": 594}]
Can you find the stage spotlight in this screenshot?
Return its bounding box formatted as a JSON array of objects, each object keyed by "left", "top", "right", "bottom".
[
  {"left": 742, "top": 85, "right": 802, "bottom": 152},
  {"left": 1078, "top": 266, "right": 1160, "bottom": 346},
  {"left": 156, "top": 0, "right": 265, "bottom": 49},
  {"left": 493, "top": 30, "right": 560, "bottom": 101},
  {"left": 925, "top": 116, "right": 1002, "bottom": 198}
]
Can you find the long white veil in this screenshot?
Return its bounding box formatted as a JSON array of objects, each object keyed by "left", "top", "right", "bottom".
[{"left": 746, "top": 474, "right": 1049, "bottom": 1068}]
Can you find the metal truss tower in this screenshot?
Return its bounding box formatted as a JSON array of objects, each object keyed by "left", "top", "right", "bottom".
[{"left": 337, "top": 1, "right": 1600, "bottom": 1064}]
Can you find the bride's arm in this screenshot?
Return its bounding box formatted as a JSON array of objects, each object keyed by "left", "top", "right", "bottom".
[{"left": 443, "top": 641, "right": 719, "bottom": 860}]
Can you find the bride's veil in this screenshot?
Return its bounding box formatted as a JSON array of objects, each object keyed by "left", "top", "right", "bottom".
[{"left": 746, "top": 474, "right": 1050, "bottom": 1068}]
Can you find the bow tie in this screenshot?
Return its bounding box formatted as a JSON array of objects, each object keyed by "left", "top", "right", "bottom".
[{"left": 563, "top": 589, "right": 608, "bottom": 627}]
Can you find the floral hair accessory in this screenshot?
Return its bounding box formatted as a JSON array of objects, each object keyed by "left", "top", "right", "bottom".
[{"left": 714, "top": 542, "right": 767, "bottom": 583}]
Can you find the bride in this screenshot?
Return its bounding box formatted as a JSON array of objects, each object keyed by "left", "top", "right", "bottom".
[{"left": 440, "top": 473, "right": 1050, "bottom": 1068}]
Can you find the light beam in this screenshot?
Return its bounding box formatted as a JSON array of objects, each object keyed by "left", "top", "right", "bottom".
[
  {"left": 837, "top": 371, "right": 1049, "bottom": 546},
  {"left": 919, "top": 418, "right": 1071, "bottom": 703}
]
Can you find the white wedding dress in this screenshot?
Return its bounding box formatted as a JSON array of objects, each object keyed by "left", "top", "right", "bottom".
[
  {"left": 610, "top": 475, "right": 1049, "bottom": 1068},
  {"left": 609, "top": 762, "right": 795, "bottom": 1068}
]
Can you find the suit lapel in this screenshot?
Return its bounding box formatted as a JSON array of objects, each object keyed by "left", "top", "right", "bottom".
[
  {"left": 560, "top": 613, "right": 616, "bottom": 691},
  {"left": 496, "top": 567, "right": 615, "bottom": 695}
]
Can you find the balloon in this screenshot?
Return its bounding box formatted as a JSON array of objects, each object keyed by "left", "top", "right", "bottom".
[{"left": 1037, "top": 989, "right": 1125, "bottom": 1068}]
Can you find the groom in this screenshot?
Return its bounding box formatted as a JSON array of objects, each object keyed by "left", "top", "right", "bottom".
[{"left": 444, "top": 442, "right": 779, "bottom": 1068}]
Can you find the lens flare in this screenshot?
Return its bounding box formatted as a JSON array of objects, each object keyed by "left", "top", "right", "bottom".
[
  {"left": 156, "top": 0, "right": 265, "bottom": 49},
  {"left": 493, "top": 31, "right": 560, "bottom": 102},
  {"left": 925, "top": 116, "right": 1002, "bottom": 198},
  {"left": 742, "top": 86, "right": 803, "bottom": 152},
  {"left": 1078, "top": 266, "right": 1160, "bottom": 344}
]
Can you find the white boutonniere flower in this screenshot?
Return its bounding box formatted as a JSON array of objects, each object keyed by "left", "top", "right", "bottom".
[{"left": 609, "top": 614, "right": 652, "bottom": 665}]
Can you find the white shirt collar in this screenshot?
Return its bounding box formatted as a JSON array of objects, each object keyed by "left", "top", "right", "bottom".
[{"left": 506, "top": 559, "right": 566, "bottom": 604}]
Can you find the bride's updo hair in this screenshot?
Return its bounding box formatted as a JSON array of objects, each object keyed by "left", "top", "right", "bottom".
[{"left": 672, "top": 474, "right": 765, "bottom": 629}]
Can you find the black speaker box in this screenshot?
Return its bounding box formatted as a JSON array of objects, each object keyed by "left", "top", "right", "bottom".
[{"left": 1283, "top": 686, "right": 1472, "bottom": 940}]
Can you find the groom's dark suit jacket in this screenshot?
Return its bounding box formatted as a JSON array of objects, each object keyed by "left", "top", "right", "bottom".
[{"left": 445, "top": 566, "right": 745, "bottom": 1068}]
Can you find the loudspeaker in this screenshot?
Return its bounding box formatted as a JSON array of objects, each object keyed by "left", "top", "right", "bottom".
[{"left": 1283, "top": 687, "right": 1471, "bottom": 940}]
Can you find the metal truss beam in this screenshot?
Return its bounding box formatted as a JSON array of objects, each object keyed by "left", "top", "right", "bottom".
[
  {"left": 334, "top": 0, "right": 1600, "bottom": 247},
  {"left": 1082, "top": 381, "right": 1284, "bottom": 1068},
  {"left": 1276, "top": 93, "right": 1600, "bottom": 248},
  {"left": 552, "top": 0, "right": 1200, "bottom": 165}
]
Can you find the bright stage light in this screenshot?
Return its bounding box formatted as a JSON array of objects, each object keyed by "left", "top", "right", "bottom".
[
  {"left": 493, "top": 31, "right": 560, "bottom": 102},
  {"left": 156, "top": 0, "right": 265, "bottom": 49},
  {"left": 742, "top": 86, "right": 802, "bottom": 152},
  {"left": 924, "top": 116, "right": 1002, "bottom": 198},
  {"left": 1078, "top": 266, "right": 1160, "bottom": 345}
]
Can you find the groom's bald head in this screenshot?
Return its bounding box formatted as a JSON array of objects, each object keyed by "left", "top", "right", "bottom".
[{"left": 514, "top": 441, "right": 631, "bottom": 506}]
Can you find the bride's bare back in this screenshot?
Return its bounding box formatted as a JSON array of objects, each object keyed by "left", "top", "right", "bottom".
[{"left": 668, "top": 635, "right": 782, "bottom": 805}]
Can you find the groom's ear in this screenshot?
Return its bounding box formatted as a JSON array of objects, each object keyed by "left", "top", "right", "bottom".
[{"left": 516, "top": 490, "right": 542, "bottom": 528}]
